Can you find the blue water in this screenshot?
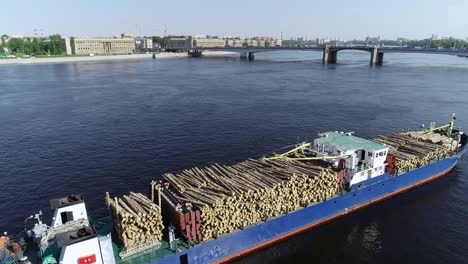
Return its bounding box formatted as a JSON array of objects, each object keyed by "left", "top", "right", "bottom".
[{"left": 1, "top": 51, "right": 467, "bottom": 263}]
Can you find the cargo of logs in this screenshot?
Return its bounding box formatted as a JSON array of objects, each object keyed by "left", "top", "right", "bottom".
[
  {"left": 161, "top": 158, "right": 339, "bottom": 241},
  {"left": 373, "top": 131, "right": 457, "bottom": 173},
  {"left": 105, "top": 192, "right": 164, "bottom": 249}
]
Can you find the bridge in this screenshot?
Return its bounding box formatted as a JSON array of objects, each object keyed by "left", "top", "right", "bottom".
[{"left": 180, "top": 46, "right": 468, "bottom": 65}]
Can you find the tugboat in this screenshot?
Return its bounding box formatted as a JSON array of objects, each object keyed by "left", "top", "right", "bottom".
[{"left": 1, "top": 194, "right": 116, "bottom": 264}]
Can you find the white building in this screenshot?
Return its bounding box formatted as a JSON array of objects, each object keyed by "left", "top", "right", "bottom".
[
  {"left": 64, "top": 36, "right": 135, "bottom": 55},
  {"left": 144, "top": 38, "right": 153, "bottom": 49},
  {"left": 135, "top": 37, "right": 153, "bottom": 50}
]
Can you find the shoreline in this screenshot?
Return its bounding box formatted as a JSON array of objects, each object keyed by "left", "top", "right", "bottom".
[{"left": 0, "top": 51, "right": 234, "bottom": 65}]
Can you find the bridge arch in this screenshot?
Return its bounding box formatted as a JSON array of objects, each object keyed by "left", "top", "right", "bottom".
[{"left": 323, "top": 47, "right": 383, "bottom": 64}]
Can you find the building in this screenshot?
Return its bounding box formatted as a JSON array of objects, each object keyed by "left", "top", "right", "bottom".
[
  {"left": 135, "top": 37, "right": 153, "bottom": 51},
  {"left": 0, "top": 35, "right": 9, "bottom": 45},
  {"left": 64, "top": 36, "right": 135, "bottom": 55},
  {"left": 144, "top": 38, "right": 153, "bottom": 49},
  {"left": 257, "top": 39, "right": 266, "bottom": 47},
  {"left": 135, "top": 38, "right": 143, "bottom": 50},
  {"left": 166, "top": 36, "right": 283, "bottom": 50},
  {"left": 274, "top": 39, "right": 282, "bottom": 47},
  {"left": 166, "top": 37, "right": 193, "bottom": 50},
  {"left": 166, "top": 36, "right": 225, "bottom": 50},
  {"left": 193, "top": 38, "right": 225, "bottom": 47},
  {"left": 63, "top": 38, "right": 72, "bottom": 54},
  {"left": 244, "top": 39, "right": 258, "bottom": 47},
  {"left": 121, "top": 33, "right": 133, "bottom": 39},
  {"left": 365, "top": 36, "right": 381, "bottom": 47}
]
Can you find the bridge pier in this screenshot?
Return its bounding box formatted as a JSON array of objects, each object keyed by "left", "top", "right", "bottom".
[
  {"left": 370, "top": 48, "right": 384, "bottom": 65},
  {"left": 322, "top": 47, "right": 337, "bottom": 64},
  {"left": 188, "top": 50, "right": 203, "bottom": 57},
  {"left": 248, "top": 52, "right": 255, "bottom": 61}
]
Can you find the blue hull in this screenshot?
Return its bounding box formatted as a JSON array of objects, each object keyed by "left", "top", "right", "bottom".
[{"left": 155, "top": 149, "right": 465, "bottom": 264}]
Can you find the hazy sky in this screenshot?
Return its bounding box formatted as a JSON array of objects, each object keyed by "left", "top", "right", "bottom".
[{"left": 2, "top": 0, "right": 467, "bottom": 40}]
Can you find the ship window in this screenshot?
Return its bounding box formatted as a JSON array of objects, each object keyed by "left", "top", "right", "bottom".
[
  {"left": 384, "top": 151, "right": 387, "bottom": 155},
  {"left": 368, "top": 152, "right": 373, "bottom": 157},
  {"left": 61, "top": 211, "right": 74, "bottom": 224},
  {"left": 379, "top": 152, "right": 383, "bottom": 157}
]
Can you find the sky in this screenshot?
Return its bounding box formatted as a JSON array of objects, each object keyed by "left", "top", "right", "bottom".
[{"left": 1, "top": 0, "right": 467, "bottom": 40}]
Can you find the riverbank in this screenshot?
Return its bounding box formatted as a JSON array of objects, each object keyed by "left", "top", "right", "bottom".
[{"left": 0, "top": 51, "right": 234, "bottom": 65}]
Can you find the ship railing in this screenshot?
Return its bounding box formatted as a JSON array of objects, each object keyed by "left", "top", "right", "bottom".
[{"left": 119, "top": 239, "right": 161, "bottom": 259}]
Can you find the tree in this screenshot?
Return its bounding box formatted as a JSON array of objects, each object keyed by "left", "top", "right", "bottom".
[
  {"left": 49, "top": 34, "right": 64, "bottom": 55},
  {"left": 23, "top": 38, "right": 32, "bottom": 54},
  {"left": 0, "top": 34, "right": 71, "bottom": 56},
  {"left": 30, "top": 38, "right": 42, "bottom": 55},
  {"left": 7, "top": 38, "right": 25, "bottom": 53},
  {"left": 428, "top": 38, "right": 467, "bottom": 49},
  {"left": 152, "top": 36, "right": 168, "bottom": 48}
]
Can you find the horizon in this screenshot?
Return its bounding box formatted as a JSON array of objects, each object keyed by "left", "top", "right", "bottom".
[{"left": 1, "top": 0, "right": 467, "bottom": 40}]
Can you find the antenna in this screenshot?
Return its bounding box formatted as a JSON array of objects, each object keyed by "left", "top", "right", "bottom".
[{"left": 163, "top": 24, "right": 167, "bottom": 37}]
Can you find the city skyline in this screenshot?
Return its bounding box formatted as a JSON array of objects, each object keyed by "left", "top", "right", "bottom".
[{"left": 1, "top": 0, "right": 467, "bottom": 40}]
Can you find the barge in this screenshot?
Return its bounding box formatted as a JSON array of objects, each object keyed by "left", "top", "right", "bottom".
[{"left": 1, "top": 115, "right": 466, "bottom": 264}]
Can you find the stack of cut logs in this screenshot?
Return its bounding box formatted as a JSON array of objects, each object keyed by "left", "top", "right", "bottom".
[
  {"left": 405, "top": 131, "right": 455, "bottom": 149},
  {"left": 105, "top": 192, "right": 164, "bottom": 249},
  {"left": 373, "top": 131, "right": 455, "bottom": 173},
  {"left": 162, "top": 158, "right": 338, "bottom": 240}
]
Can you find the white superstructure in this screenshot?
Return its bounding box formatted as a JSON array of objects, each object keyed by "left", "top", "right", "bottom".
[
  {"left": 25, "top": 194, "right": 116, "bottom": 264},
  {"left": 50, "top": 195, "right": 88, "bottom": 228},
  {"left": 312, "top": 132, "right": 389, "bottom": 186}
]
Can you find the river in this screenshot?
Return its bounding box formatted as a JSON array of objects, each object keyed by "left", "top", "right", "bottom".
[{"left": 1, "top": 51, "right": 467, "bottom": 263}]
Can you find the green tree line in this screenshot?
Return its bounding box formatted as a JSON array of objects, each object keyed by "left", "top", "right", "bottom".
[
  {"left": 428, "top": 39, "right": 467, "bottom": 49},
  {"left": 0, "top": 34, "right": 64, "bottom": 55}
]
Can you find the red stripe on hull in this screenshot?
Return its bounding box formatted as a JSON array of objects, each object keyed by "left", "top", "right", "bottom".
[{"left": 215, "top": 164, "right": 456, "bottom": 264}]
